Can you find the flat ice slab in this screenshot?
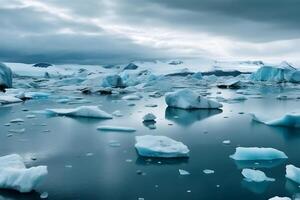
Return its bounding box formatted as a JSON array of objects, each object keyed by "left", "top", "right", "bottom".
[
  {"left": 46, "top": 106, "right": 113, "bottom": 119},
  {"left": 269, "top": 197, "right": 291, "bottom": 200},
  {"left": 0, "top": 154, "right": 48, "bottom": 193},
  {"left": 135, "top": 135, "right": 189, "bottom": 158},
  {"left": 242, "top": 168, "right": 275, "bottom": 182},
  {"left": 97, "top": 125, "right": 136, "bottom": 132},
  {"left": 0, "top": 95, "right": 22, "bottom": 104},
  {"left": 250, "top": 113, "right": 300, "bottom": 128},
  {"left": 230, "top": 147, "right": 288, "bottom": 161},
  {"left": 165, "top": 89, "right": 222, "bottom": 109},
  {"left": 286, "top": 164, "right": 300, "bottom": 184}
]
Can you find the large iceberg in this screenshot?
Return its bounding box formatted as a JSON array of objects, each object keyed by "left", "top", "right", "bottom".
[
  {"left": 0, "top": 63, "right": 13, "bottom": 91},
  {"left": 230, "top": 147, "right": 288, "bottom": 160},
  {"left": 250, "top": 62, "right": 300, "bottom": 83},
  {"left": 135, "top": 135, "right": 189, "bottom": 158},
  {"left": 286, "top": 164, "right": 300, "bottom": 184},
  {"left": 250, "top": 113, "right": 300, "bottom": 128},
  {"left": 0, "top": 154, "right": 48, "bottom": 193},
  {"left": 46, "top": 106, "right": 113, "bottom": 119},
  {"left": 242, "top": 169, "right": 275, "bottom": 182},
  {"left": 165, "top": 89, "right": 222, "bottom": 109}
]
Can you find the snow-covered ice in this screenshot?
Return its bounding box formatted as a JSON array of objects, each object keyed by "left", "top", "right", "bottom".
[
  {"left": 250, "top": 113, "right": 300, "bottom": 128},
  {"left": 165, "top": 89, "right": 222, "bottom": 109},
  {"left": 46, "top": 106, "right": 113, "bottom": 119},
  {"left": 97, "top": 125, "right": 136, "bottom": 132},
  {"left": 135, "top": 135, "right": 190, "bottom": 158},
  {"left": 285, "top": 164, "right": 300, "bottom": 184},
  {"left": 230, "top": 147, "right": 288, "bottom": 160},
  {"left": 242, "top": 169, "right": 275, "bottom": 182},
  {"left": 0, "top": 154, "right": 48, "bottom": 193}
]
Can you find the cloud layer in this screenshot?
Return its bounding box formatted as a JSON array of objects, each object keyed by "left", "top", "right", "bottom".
[{"left": 1, "top": 0, "right": 300, "bottom": 64}]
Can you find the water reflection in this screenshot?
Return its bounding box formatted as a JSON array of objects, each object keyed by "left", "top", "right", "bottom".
[
  {"left": 165, "top": 107, "right": 222, "bottom": 127},
  {"left": 241, "top": 180, "right": 270, "bottom": 194},
  {"left": 285, "top": 179, "right": 300, "bottom": 195},
  {"left": 233, "top": 159, "right": 286, "bottom": 170},
  {"left": 135, "top": 156, "right": 189, "bottom": 166}
]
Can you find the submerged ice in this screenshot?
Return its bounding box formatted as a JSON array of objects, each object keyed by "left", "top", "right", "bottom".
[{"left": 135, "top": 135, "right": 189, "bottom": 158}]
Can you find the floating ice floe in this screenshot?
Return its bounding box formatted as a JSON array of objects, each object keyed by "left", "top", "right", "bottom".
[
  {"left": 230, "top": 147, "right": 288, "bottom": 160},
  {"left": 0, "top": 95, "right": 22, "bottom": 104},
  {"left": 10, "top": 118, "right": 24, "bottom": 123},
  {"left": 135, "top": 135, "right": 190, "bottom": 158},
  {"left": 122, "top": 94, "right": 142, "bottom": 100},
  {"left": 269, "top": 196, "right": 291, "bottom": 200},
  {"left": 0, "top": 63, "right": 13, "bottom": 90},
  {"left": 0, "top": 154, "right": 48, "bottom": 193},
  {"left": 97, "top": 125, "right": 136, "bottom": 132},
  {"left": 46, "top": 106, "right": 113, "bottom": 119},
  {"left": 217, "top": 78, "right": 241, "bottom": 89},
  {"left": 250, "top": 113, "right": 300, "bottom": 128},
  {"left": 179, "top": 169, "right": 190, "bottom": 175},
  {"left": 286, "top": 164, "right": 300, "bottom": 184},
  {"left": 242, "top": 169, "right": 275, "bottom": 182},
  {"left": 143, "top": 113, "right": 157, "bottom": 122},
  {"left": 203, "top": 169, "right": 215, "bottom": 174},
  {"left": 165, "top": 89, "right": 222, "bottom": 109}
]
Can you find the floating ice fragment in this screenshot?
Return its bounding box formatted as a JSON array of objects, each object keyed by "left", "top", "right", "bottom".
[
  {"left": 230, "top": 147, "right": 288, "bottom": 160},
  {"left": 46, "top": 106, "right": 112, "bottom": 119},
  {"left": 250, "top": 113, "right": 300, "bottom": 128},
  {"left": 97, "top": 125, "right": 136, "bottom": 132},
  {"left": 269, "top": 196, "right": 291, "bottom": 200},
  {"left": 135, "top": 135, "right": 189, "bottom": 158},
  {"left": 165, "top": 89, "right": 222, "bottom": 109},
  {"left": 122, "top": 94, "right": 142, "bottom": 100},
  {"left": 10, "top": 118, "right": 24, "bottom": 123},
  {"left": 143, "top": 113, "right": 157, "bottom": 122},
  {"left": 222, "top": 140, "right": 231, "bottom": 145},
  {"left": 286, "top": 164, "right": 300, "bottom": 184},
  {"left": 203, "top": 169, "right": 215, "bottom": 174},
  {"left": 179, "top": 169, "right": 190, "bottom": 175},
  {"left": 242, "top": 169, "right": 275, "bottom": 182},
  {"left": 0, "top": 154, "right": 48, "bottom": 193}
]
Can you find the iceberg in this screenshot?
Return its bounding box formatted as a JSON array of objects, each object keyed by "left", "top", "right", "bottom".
[
  {"left": 46, "top": 106, "right": 113, "bottom": 119},
  {"left": 230, "top": 147, "right": 288, "bottom": 160},
  {"left": 123, "top": 63, "right": 139, "bottom": 70},
  {"left": 242, "top": 169, "right": 275, "bottom": 182},
  {"left": 165, "top": 89, "right": 222, "bottom": 109},
  {"left": 101, "top": 74, "right": 124, "bottom": 88},
  {"left": 135, "top": 135, "right": 190, "bottom": 158},
  {"left": 286, "top": 164, "right": 300, "bottom": 184},
  {"left": 0, "top": 154, "right": 48, "bottom": 193},
  {"left": 250, "top": 113, "right": 300, "bottom": 128},
  {"left": 97, "top": 125, "right": 136, "bottom": 132},
  {"left": 269, "top": 197, "right": 291, "bottom": 200},
  {"left": 143, "top": 113, "right": 157, "bottom": 122},
  {"left": 0, "top": 63, "right": 13, "bottom": 91}
]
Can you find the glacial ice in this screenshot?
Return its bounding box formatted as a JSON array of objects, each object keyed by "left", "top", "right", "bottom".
[
  {"left": 101, "top": 74, "right": 124, "bottom": 88},
  {"left": 135, "top": 135, "right": 190, "bottom": 158},
  {"left": 143, "top": 113, "right": 157, "bottom": 122},
  {"left": 250, "top": 113, "right": 300, "bottom": 128},
  {"left": 97, "top": 125, "right": 136, "bottom": 132},
  {"left": 230, "top": 147, "right": 288, "bottom": 160},
  {"left": 269, "top": 197, "right": 291, "bottom": 200},
  {"left": 286, "top": 164, "right": 300, "bottom": 184},
  {"left": 242, "top": 169, "right": 275, "bottom": 182},
  {"left": 0, "top": 63, "right": 13, "bottom": 90},
  {"left": 165, "top": 89, "right": 222, "bottom": 109},
  {"left": 0, "top": 154, "right": 48, "bottom": 193},
  {"left": 46, "top": 106, "right": 113, "bottom": 119}
]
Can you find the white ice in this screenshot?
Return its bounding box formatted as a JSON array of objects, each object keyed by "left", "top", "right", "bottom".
[
  {"left": 46, "top": 106, "right": 113, "bottom": 119},
  {"left": 165, "top": 89, "right": 222, "bottom": 109},
  {"left": 230, "top": 147, "right": 288, "bottom": 160},
  {"left": 97, "top": 125, "right": 136, "bottom": 132},
  {"left": 135, "top": 135, "right": 189, "bottom": 158},
  {"left": 0, "top": 95, "right": 22, "bottom": 104},
  {"left": 250, "top": 113, "right": 300, "bottom": 128},
  {"left": 179, "top": 169, "right": 190, "bottom": 175},
  {"left": 286, "top": 164, "right": 300, "bottom": 184},
  {"left": 242, "top": 168, "right": 275, "bottom": 182},
  {"left": 269, "top": 196, "right": 291, "bottom": 200},
  {"left": 0, "top": 154, "right": 48, "bottom": 193}
]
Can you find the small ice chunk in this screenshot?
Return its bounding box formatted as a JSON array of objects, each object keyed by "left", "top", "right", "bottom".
[
  {"left": 286, "top": 164, "right": 300, "bottom": 184},
  {"left": 203, "top": 169, "right": 215, "bottom": 174},
  {"left": 250, "top": 113, "right": 300, "bottom": 128},
  {"left": 8, "top": 128, "right": 25, "bottom": 133},
  {"left": 122, "top": 94, "right": 141, "bottom": 100},
  {"left": 112, "top": 110, "right": 123, "bottom": 117},
  {"left": 165, "top": 89, "right": 222, "bottom": 109},
  {"left": 40, "top": 192, "right": 49, "bottom": 199},
  {"left": 10, "top": 118, "right": 24, "bottom": 123},
  {"left": 46, "top": 106, "right": 112, "bottom": 119},
  {"left": 179, "top": 169, "right": 190, "bottom": 175},
  {"left": 0, "top": 154, "right": 48, "bottom": 193},
  {"left": 145, "top": 104, "right": 158, "bottom": 107},
  {"left": 26, "top": 114, "right": 36, "bottom": 119},
  {"left": 222, "top": 140, "right": 231, "bottom": 145},
  {"left": 97, "top": 125, "right": 136, "bottom": 132},
  {"left": 135, "top": 135, "right": 189, "bottom": 158},
  {"left": 143, "top": 113, "right": 157, "bottom": 122},
  {"left": 230, "top": 147, "right": 288, "bottom": 161},
  {"left": 242, "top": 169, "right": 275, "bottom": 182},
  {"left": 269, "top": 196, "right": 291, "bottom": 200}
]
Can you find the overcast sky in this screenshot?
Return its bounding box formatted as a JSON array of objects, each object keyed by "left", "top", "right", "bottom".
[{"left": 1, "top": 0, "right": 300, "bottom": 64}]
